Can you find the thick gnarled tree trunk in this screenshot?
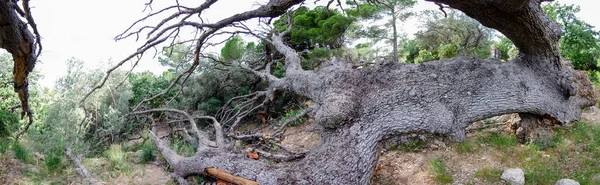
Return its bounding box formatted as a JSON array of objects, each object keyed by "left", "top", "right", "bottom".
[
  {"left": 0, "top": 0, "right": 40, "bottom": 139},
  {"left": 132, "top": 0, "right": 596, "bottom": 184}
]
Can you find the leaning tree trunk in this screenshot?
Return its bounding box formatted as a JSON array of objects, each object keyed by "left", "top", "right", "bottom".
[{"left": 141, "top": 0, "right": 596, "bottom": 184}]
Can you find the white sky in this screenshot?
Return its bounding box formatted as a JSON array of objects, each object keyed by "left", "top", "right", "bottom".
[{"left": 13, "top": 0, "right": 600, "bottom": 88}]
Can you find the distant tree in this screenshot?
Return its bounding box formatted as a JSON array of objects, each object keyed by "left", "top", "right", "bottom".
[
  {"left": 543, "top": 3, "right": 600, "bottom": 70},
  {"left": 408, "top": 10, "right": 494, "bottom": 63},
  {"left": 274, "top": 6, "right": 354, "bottom": 51},
  {"left": 347, "top": 0, "right": 416, "bottom": 62}
]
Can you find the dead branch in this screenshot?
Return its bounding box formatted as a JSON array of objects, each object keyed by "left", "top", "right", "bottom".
[
  {"left": 7, "top": 104, "right": 21, "bottom": 113},
  {"left": 254, "top": 148, "right": 308, "bottom": 162},
  {"left": 272, "top": 107, "right": 312, "bottom": 138},
  {"left": 228, "top": 133, "right": 272, "bottom": 141},
  {"left": 14, "top": 114, "right": 33, "bottom": 140},
  {"left": 147, "top": 116, "right": 184, "bottom": 166},
  {"left": 65, "top": 145, "right": 102, "bottom": 185},
  {"left": 133, "top": 108, "right": 216, "bottom": 148},
  {"left": 195, "top": 116, "right": 225, "bottom": 148},
  {"left": 205, "top": 167, "right": 259, "bottom": 185}
]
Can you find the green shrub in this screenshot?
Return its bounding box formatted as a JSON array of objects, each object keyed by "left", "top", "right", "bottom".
[
  {"left": 140, "top": 144, "right": 156, "bottom": 164},
  {"left": 428, "top": 157, "right": 453, "bottom": 184},
  {"left": 45, "top": 154, "right": 63, "bottom": 172},
  {"left": 12, "top": 142, "right": 31, "bottom": 163}
]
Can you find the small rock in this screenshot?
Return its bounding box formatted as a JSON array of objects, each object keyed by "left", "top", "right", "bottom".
[
  {"left": 555, "top": 179, "right": 580, "bottom": 185},
  {"left": 501, "top": 168, "right": 525, "bottom": 185},
  {"left": 433, "top": 140, "right": 446, "bottom": 148}
]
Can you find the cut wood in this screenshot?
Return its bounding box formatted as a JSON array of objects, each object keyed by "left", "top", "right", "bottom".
[{"left": 205, "top": 167, "right": 260, "bottom": 185}]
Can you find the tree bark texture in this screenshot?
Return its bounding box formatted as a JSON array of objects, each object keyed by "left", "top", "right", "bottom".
[
  {"left": 0, "top": 0, "right": 37, "bottom": 118},
  {"left": 145, "top": 0, "right": 597, "bottom": 184}
]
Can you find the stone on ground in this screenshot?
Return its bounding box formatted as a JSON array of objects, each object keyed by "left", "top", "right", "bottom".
[
  {"left": 500, "top": 168, "right": 525, "bottom": 185},
  {"left": 555, "top": 179, "right": 580, "bottom": 185}
]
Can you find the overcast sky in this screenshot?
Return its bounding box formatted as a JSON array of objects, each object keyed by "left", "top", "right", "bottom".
[{"left": 16, "top": 0, "right": 600, "bottom": 88}]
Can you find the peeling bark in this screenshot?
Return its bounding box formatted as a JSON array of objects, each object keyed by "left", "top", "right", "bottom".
[{"left": 128, "top": 0, "right": 596, "bottom": 184}]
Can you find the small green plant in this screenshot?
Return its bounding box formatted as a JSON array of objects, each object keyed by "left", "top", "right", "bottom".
[
  {"left": 105, "top": 144, "right": 129, "bottom": 172},
  {"left": 173, "top": 136, "right": 197, "bottom": 157},
  {"left": 474, "top": 167, "right": 502, "bottom": 182},
  {"left": 195, "top": 176, "right": 206, "bottom": 184},
  {"left": 428, "top": 157, "right": 453, "bottom": 184},
  {"left": 12, "top": 142, "right": 31, "bottom": 163},
  {"left": 279, "top": 109, "right": 306, "bottom": 127},
  {"left": 140, "top": 143, "right": 156, "bottom": 164},
  {"left": 456, "top": 141, "right": 474, "bottom": 153}
]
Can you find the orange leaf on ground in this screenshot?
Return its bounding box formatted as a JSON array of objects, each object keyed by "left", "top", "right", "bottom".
[
  {"left": 248, "top": 152, "right": 259, "bottom": 159},
  {"left": 217, "top": 180, "right": 228, "bottom": 185}
]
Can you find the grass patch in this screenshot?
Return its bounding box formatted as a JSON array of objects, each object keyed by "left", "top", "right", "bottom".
[
  {"left": 12, "top": 142, "right": 31, "bottom": 163},
  {"left": 105, "top": 144, "right": 129, "bottom": 172},
  {"left": 474, "top": 167, "right": 502, "bottom": 183},
  {"left": 45, "top": 154, "right": 63, "bottom": 172},
  {"left": 428, "top": 157, "right": 453, "bottom": 184},
  {"left": 0, "top": 140, "right": 10, "bottom": 153},
  {"left": 455, "top": 141, "right": 475, "bottom": 153},
  {"left": 477, "top": 132, "right": 517, "bottom": 149},
  {"left": 391, "top": 137, "right": 429, "bottom": 152}
]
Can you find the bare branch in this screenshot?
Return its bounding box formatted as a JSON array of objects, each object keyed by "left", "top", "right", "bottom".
[
  {"left": 271, "top": 12, "right": 302, "bottom": 72},
  {"left": 14, "top": 112, "right": 33, "bottom": 140},
  {"left": 133, "top": 108, "right": 215, "bottom": 148},
  {"left": 195, "top": 116, "right": 225, "bottom": 148},
  {"left": 273, "top": 107, "right": 312, "bottom": 138}
]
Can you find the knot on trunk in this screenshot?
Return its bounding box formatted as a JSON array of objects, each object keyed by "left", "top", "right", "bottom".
[
  {"left": 572, "top": 70, "right": 598, "bottom": 107},
  {"left": 315, "top": 91, "right": 357, "bottom": 129}
]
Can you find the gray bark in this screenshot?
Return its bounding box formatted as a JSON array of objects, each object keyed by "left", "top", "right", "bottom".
[{"left": 140, "top": 0, "right": 597, "bottom": 184}]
